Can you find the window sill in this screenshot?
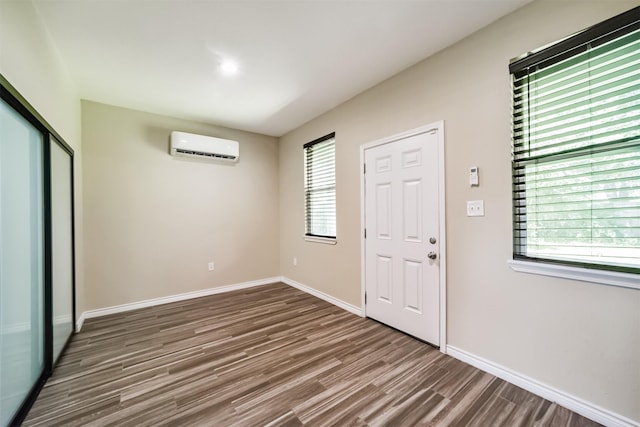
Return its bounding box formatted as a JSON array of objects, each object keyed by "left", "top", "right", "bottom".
[
  {"left": 508, "top": 260, "right": 639, "bottom": 291},
  {"left": 304, "top": 236, "right": 337, "bottom": 245}
]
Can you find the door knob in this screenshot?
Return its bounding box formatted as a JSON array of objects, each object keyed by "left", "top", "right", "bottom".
[{"left": 427, "top": 251, "right": 437, "bottom": 260}]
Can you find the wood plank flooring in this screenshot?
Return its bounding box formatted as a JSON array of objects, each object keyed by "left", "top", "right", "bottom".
[{"left": 23, "top": 282, "right": 600, "bottom": 426}]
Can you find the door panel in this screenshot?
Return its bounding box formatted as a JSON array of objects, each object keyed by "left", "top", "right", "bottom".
[
  {"left": 376, "top": 256, "right": 392, "bottom": 302},
  {"left": 403, "top": 259, "right": 422, "bottom": 312},
  {"left": 376, "top": 184, "right": 392, "bottom": 239},
  {"left": 403, "top": 180, "right": 422, "bottom": 242},
  {"left": 51, "top": 138, "right": 74, "bottom": 363},
  {"left": 365, "top": 129, "right": 440, "bottom": 345},
  {"left": 0, "top": 97, "right": 45, "bottom": 426}
]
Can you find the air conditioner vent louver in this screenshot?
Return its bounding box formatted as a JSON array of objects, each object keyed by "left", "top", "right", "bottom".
[
  {"left": 170, "top": 131, "right": 239, "bottom": 162},
  {"left": 174, "top": 149, "right": 237, "bottom": 160}
]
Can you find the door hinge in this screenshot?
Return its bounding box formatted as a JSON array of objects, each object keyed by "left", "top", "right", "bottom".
[
  {"left": 365, "top": 292, "right": 367, "bottom": 304},
  {"left": 364, "top": 228, "right": 367, "bottom": 239},
  {"left": 363, "top": 163, "right": 366, "bottom": 174}
]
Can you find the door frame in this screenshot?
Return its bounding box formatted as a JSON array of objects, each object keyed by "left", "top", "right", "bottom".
[{"left": 359, "top": 121, "right": 447, "bottom": 353}]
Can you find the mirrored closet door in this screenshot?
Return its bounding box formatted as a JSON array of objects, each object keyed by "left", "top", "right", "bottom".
[
  {"left": 0, "top": 96, "right": 46, "bottom": 427},
  {"left": 0, "top": 80, "right": 75, "bottom": 426}
]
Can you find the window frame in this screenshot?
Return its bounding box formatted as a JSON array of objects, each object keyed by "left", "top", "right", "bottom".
[
  {"left": 508, "top": 7, "right": 640, "bottom": 289},
  {"left": 303, "top": 132, "right": 337, "bottom": 244}
]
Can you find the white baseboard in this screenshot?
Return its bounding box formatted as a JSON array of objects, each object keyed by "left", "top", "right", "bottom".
[
  {"left": 75, "top": 276, "right": 362, "bottom": 332},
  {"left": 75, "top": 312, "right": 86, "bottom": 332},
  {"left": 76, "top": 277, "right": 281, "bottom": 331},
  {"left": 279, "top": 276, "right": 363, "bottom": 317},
  {"left": 447, "top": 345, "right": 639, "bottom": 427}
]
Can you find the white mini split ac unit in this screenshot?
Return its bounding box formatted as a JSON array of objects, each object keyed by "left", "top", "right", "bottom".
[{"left": 170, "top": 131, "right": 239, "bottom": 162}]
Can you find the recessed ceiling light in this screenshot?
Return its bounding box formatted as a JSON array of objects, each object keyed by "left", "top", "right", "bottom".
[{"left": 220, "top": 60, "right": 238, "bottom": 76}]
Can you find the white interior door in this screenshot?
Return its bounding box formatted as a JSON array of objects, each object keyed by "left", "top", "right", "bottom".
[{"left": 364, "top": 127, "right": 441, "bottom": 346}]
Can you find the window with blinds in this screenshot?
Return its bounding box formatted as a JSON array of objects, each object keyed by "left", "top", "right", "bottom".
[
  {"left": 510, "top": 7, "right": 640, "bottom": 274},
  {"left": 304, "top": 133, "right": 336, "bottom": 239}
]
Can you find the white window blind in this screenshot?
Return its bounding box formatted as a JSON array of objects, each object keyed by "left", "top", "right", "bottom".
[
  {"left": 510, "top": 8, "right": 640, "bottom": 274},
  {"left": 304, "top": 133, "right": 336, "bottom": 239}
]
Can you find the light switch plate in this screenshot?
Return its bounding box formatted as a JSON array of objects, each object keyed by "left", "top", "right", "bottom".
[{"left": 467, "top": 200, "right": 484, "bottom": 217}]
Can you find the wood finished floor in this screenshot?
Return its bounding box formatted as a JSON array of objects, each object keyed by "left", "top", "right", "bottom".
[{"left": 24, "top": 282, "right": 600, "bottom": 427}]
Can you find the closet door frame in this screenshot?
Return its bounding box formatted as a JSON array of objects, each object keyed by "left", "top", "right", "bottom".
[{"left": 1, "top": 75, "right": 76, "bottom": 426}]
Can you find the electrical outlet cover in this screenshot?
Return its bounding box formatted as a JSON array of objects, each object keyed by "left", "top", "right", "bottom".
[{"left": 467, "top": 200, "right": 484, "bottom": 217}]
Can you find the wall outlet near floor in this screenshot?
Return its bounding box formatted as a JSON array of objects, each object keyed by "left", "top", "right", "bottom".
[
  {"left": 293, "top": 257, "right": 297, "bottom": 266},
  {"left": 208, "top": 261, "right": 215, "bottom": 271},
  {"left": 467, "top": 200, "right": 485, "bottom": 217}
]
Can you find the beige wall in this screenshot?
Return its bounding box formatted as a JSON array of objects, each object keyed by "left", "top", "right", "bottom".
[
  {"left": 82, "top": 101, "right": 279, "bottom": 310},
  {"left": 0, "top": 0, "right": 85, "bottom": 317},
  {"left": 279, "top": 0, "right": 640, "bottom": 421}
]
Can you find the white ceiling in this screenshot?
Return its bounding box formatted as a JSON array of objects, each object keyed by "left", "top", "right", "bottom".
[{"left": 34, "top": 0, "right": 531, "bottom": 136}]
